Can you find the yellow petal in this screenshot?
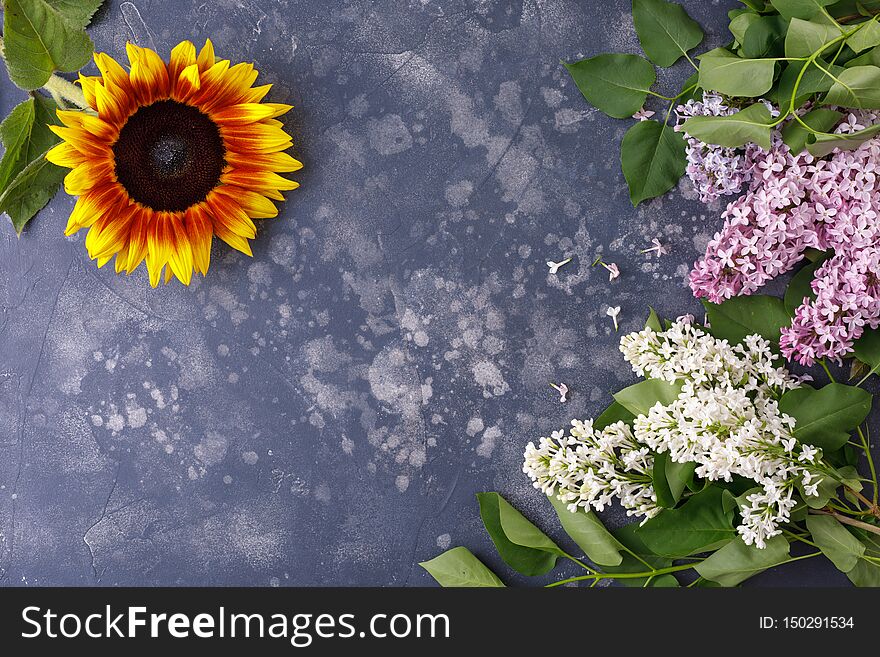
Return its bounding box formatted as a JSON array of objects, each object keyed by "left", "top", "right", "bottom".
[
  {"left": 225, "top": 151, "right": 303, "bottom": 173},
  {"left": 197, "top": 38, "right": 216, "bottom": 72},
  {"left": 210, "top": 103, "right": 278, "bottom": 125},
  {"left": 77, "top": 75, "right": 100, "bottom": 110},
  {"left": 206, "top": 191, "right": 257, "bottom": 239},
  {"left": 46, "top": 142, "right": 86, "bottom": 169},
  {"left": 94, "top": 82, "right": 126, "bottom": 124},
  {"left": 173, "top": 63, "right": 201, "bottom": 101},
  {"left": 220, "top": 123, "right": 292, "bottom": 152},
  {"left": 128, "top": 43, "right": 170, "bottom": 104},
  {"left": 94, "top": 52, "right": 133, "bottom": 96},
  {"left": 125, "top": 209, "right": 150, "bottom": 274},
  {"left": 217, "top": 185, "right": 277, "bottom": 218},
  {"left": 166, "top": 214, "right": 193, "bottom": 285},
  {"left": 221, "top": 169, "right": 299, "bottom": 194},
  {"left": 169, "top": 40, "right": 197, "bottom": 81},
  {"left": 185, "top": 205, "right": 213, "bottom": 275},
  {"left": 64, "top": 160, "right": 114, "bottom": 196}
]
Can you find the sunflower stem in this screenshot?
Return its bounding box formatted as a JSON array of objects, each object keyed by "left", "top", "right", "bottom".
[{"left": 42, "top": 75, "right": 91, "bottom": 112}]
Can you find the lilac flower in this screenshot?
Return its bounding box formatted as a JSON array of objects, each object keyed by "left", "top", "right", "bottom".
[
  {"left": 632, "top": 107, "right": 655, "bottom": 121},
  {"left": 690, "top": 109, "right": 880, "bottom": 365}
]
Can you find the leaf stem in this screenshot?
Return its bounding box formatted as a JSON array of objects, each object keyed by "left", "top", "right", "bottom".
[
  {"left": 857, "top": 425, "right": 879, "bottom": 506},
  {"left": 818, "top": 358, "right": 836, "bottom": 383},
  {"left": 545, "top": 562, "right": 696, "bottom": 587},
  {"left": 811, "top": 508, "right": 880, "bottom": 536}
]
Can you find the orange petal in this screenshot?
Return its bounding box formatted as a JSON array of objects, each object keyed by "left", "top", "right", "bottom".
[
  {"left": 225, "top": 151, "right": 303, "bottom": 173},
  {"left": 173, "top": 63, "right": 201, "bottom": 101},
  {"left": 64, "top": 159, "right": 115, "bottom": 196},
  {"left": 220, "top": 123, "right": 292, "bottom": 152},
  {"left": 128, "top": 43, "right": 171, "bottom": 104},
  {"left": 145, "top": 213, "right": 172, "bottom": 287},
  {"left": 220, "top": 169, "right": 299, "bottom": 194},
  {"left": 94, "top": 52, "right": 134, "bottom": 97},
  {"left": 210, "top": 103, "right": 278, "bottom": 125},
  {"left": 166, "top": 213, "right": 194, "bottom": 285},
  {"left": 216, "top": 185, "right": 277, "bottom": 218},
  {"left": 185, "top": 204, "right": 213, "bottom": 275},
  {"left": 125, "top": 208, "right": 150, "bottom": 274},
  {"left": 94, "top": 82, "right": 127, "bottom": 124},
  {"left": 64, "top": 185, "right": 123, "bottom": 235},
  {"left": 205, "top": 190, "right": 257, "bottom": 239}
]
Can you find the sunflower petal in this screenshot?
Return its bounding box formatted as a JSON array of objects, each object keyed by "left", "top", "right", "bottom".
[
  {"left": 64, "top": 160, "right": 115, "bottom": 196},
  {"left": 125, "top": 209, "right": 150, "bottom": 274},
  {"left": 64, "top": 185, "right": 122, "bottom": 235},
  {"left": 225, "top": 151, "right": 303, "bottom": 173},
  {"left": 185, "top": 204, "right": 213, "bottom": 275},
  {"left": 94, "top": 52, "right": 133, "bottom": 97},
  {"left": 216, "top": 185, "right": 277, "bottom": 218},
  {"left": 221, "top": 169, "right": 299, "bottom": 195},
  {"left": 94, "top": 82, "right": 127, "bottom": 124},
  {"left": 197, "top": 39, "right": 216, "bottom": 72},
  {"left": 220, "top": 123, "right": 292, "bottom": 152},
  {"left": 46, "top": 142, "right": 86, "bottom": 169},
  {"left": 173, "top": 63, "right": 202, "bottom": 101},
  {"left": 206, "top": 190, "right": 257, "bottom": 239},
  {"left": 210, "top": 103, "right": 278, "bottom": 125},
  {"left": 145, "top": 214, "right": 172, "bottom": 287},
  {"left": 166, "top": 213, "right": 194, "bottom": 285},
  {"left": 128, "top": 43, "right": 171, "bottom": 104},
  {"left": 77, "top": 75, "right": 100, "bottom": 110},
  {"left": 169, "top": 40, "right": 197, "bottom": 81}
]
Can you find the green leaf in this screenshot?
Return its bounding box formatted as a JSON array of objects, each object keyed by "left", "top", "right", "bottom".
[
  {"left": 730, "top": 12, "right": 761, "bottom": 45},
  {"left": 743, "top": 15, "right": 789, "bottom": 58},
  {"left": 0, "top": 95, "right": 61, "bottom": 191},
  {"left": 778, "top": 383, "right": 872, "bottom": 451},
  {"left": 806, "top": 514, "right": 865, "bottom": 572},
  {"left": 847, "top": 558, "right": 880, "bottom": 586},
  {"left": 782, "top": 109, "right": 842, "bottom": 154},
  {"left": 824, "top": 65, "right": 880, "bottom": 109},
  {"left": 783, "top": 251, "right": 829, "bottom": 313},
  {"left": 799, "top": 471, "right": 840, "bottom": 509},
  {"left": 681, "top": 103, "right": 773, "bottom": 150},
  {"left": 2, "top": 0, "right": 96, "bottom": 90},
  {"left": 45, "top": 0, "right": 104, "bottom": 28},
  {"left": 564, "top": 54, "right": 656, "bottom": 119},
  {"left": 807, "top": 122, "right": 880, "bottom": 156},
  {"left": 645, "top": 307, "right": 663, "bottom": 332},
  {"left": 702, "top": 295, "right": 790, "bottom": 344},
  {"left": 613, "top": 379, "right": 682, "bottom": 417},
  {"left": 785, "top": 17, "right": 843, "bottom": 58},
  {"left": 695, "top": 535, "right": 792, "bottom": 586},
  {"left": 477, "top": 492, "right": 561, "bottom": 576},
  {"left": 593, "top": 400, "right": 636, "bottom": 430},
  {"left": 775, "top": 60, "right": 844, "bottom": 105},
  {"left": 419, "top": 547, "right": 505, "bottom": 587},
  {"left": 846, "top": 44, "right": 880, "bottom": 67},
  {"left": 770, "top": 0, "right": 837, "bottom": 19},
  {"left": 740, "top": 0, "right": 768, "bottom": 10},
  {"left": 605, "top": 524, "right": 679, "bottom": 587},
  {"left": 698, "top": 49, "right": 777, "bottom": 97},
  {"left": 636, "top": 486, "right": 737, "bottom": 558},
  {"left": 632, "top": 0, "right": 703, "bottom": 67},
  {"left": 853, "top": 327, "right": 880, "bottom": 380},
  {"left": 652, "top": 452, "right": 696, "bottom": 508},
  {"left": 548, "top": 495, "right": 624, "bottom": 567},
  {"left": 847, "top": 18, "right": 880, "bottom": 53},
  {"left": 0, "top": 149, "right": 66, "bottom": 234},
  {"left": 620, "top": 119, "right": 687, "bottom": 206}
]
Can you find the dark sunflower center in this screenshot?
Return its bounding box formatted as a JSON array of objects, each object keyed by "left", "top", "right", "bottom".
[{"left": 112, "top": 100, "right": 226, "bottom": 212}]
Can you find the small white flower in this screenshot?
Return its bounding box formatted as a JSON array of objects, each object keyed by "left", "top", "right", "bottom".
[
  {"left": 798, "top": 445, "right": 819, "bottom": 462},
  {"left": 606, "top": 306, "right": 621, "bottom": 331},
  {"left": 550, "top": 382, "right": 569, "bottom": 403},
  {"left": 632, "top": 107, "right": 655, "bottom": 121},
  {"left": 640, "top": 238, "right": 669, "bottom": 257},
  {"left": 604, "top": 262, "right": 620, "bottom": 281},
  {"left": 547, "top": 257, "right": 573, "bottom": 275}
]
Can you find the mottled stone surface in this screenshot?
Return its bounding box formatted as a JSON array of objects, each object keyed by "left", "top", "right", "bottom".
[{"left": 0, "top": 0, "right": 867, "bottom": 586}]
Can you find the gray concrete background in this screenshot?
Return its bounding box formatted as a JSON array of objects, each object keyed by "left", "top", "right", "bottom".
[{"left": 0, "top": 0, "right": 863, "bottom": 585}]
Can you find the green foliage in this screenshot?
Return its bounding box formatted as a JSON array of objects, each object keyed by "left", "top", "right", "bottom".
[
  {"left": 695, "top": 535, "right": 791, "bottom": 586},
  {"left": 782, "top": 251, "right": 829, "bottom": 314},
  {"left": 548, "top": 495, "right": 625, "bottom": 567},
  {"left": 652, "top": 452, "right": 695, "bottom": 508},
  {"left": 824, "top": 65, "right": 880, "bottom": 108},
  {"left": 2, "top": 0, "right": 96, "bottom": 90},
  {"left": 778, "top": 383, "right": 872, "bottom": 451},
  {"left": 419, "top": 547, "right": 505, "bottom": 587},
  {"left": 785, "top": 17, "right": 842, "bottom": 58},
  {"left": 770, "top": 0, "right": 837, "bottom": 20},
  {"left": 564, "top": 54, "right": 656, "bottom": 119},
  {"left": 702, "top": 295, "right": 790, "bottom": 344},
  {"left": 806, "top": 515, "right": 865, "bottom": 572},
  {"left": 632, "top": 0, "right": 704, "bottom": 67},
  {"left": 681, "top": 103, "right": 774, "bottom": 150},
  {"left": 620, "top": 119, "right": 687, "bottom": 206},
  {"left": 698, "top": 49, "right": 777, "bottom": 97},
  {"left": 593, "top": 400, "right": 637, "bottom": 430},
  {"left": 743, "top": 15, "right": 789, "bottom": 58},
  {"left": 636, "top": 486, "right": 737, "bottom": 558},
  {"left": 477, "top": 492, "right": 562, "bottom": 576},
  {"left": 613, "top": 378, "right": 682, "bottom": 416},
  {"left": 0, "top": 95, "right": 65, "bottom": 233}
]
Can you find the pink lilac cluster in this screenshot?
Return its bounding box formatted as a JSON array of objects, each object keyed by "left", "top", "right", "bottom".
[
  {"left": 690, "top": 111, "right": 880, "bottom": 366},
  {"left": 676, "top": 93, "right": 764, "bottom": 204}
]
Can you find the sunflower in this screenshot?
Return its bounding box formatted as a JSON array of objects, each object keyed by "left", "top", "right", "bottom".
[{"left": 46, "top": 40, "right": 301, "bottom": 287}]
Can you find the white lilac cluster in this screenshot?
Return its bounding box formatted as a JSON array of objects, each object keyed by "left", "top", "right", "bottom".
[
  {"left": 524, "top": 321, "right": 826, "bottom": 548},
  {"left": 522, "top": 420, "right": 660, "bottom": 522},
  {"left": 676, "top": 93, "right": 763, "bottom": 204}
]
